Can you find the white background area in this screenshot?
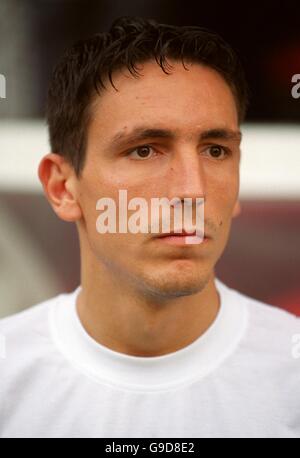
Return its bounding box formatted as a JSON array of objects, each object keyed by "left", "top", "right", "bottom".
[{"left": 0, "top": 120, "right": 299, "bottom": 199}]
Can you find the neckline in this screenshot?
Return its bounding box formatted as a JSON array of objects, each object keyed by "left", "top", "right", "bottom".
[{"left": 49, "top": 278, "right": 248, "bottom": 392}]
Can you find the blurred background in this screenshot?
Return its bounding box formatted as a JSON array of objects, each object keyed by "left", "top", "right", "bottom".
[{"left": 0, "top": 0, "right": 299, "bottom": 318}]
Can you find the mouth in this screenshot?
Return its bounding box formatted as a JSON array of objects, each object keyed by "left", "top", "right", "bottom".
[{"left": 154, "top": 230, "right": 209, "bottom": 246}]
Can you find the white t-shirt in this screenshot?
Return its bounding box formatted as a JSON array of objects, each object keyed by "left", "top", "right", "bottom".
[{"left": 0, "top": 278, "right": 299, "bottom": 438}]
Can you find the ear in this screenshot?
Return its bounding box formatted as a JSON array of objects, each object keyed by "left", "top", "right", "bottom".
[
  {"left": 232, "top": 200, "right": 241, "bottom": 218},
  {"left": 38, "top": 153, "right": 82, "bottom": 222}
]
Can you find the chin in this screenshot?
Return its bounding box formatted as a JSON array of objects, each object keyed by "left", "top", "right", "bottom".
[{"left": 142, "top": 265, "right": 211, "bottom": 299}]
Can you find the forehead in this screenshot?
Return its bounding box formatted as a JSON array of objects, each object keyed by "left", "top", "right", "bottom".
[{"left": 89, "top": 59, "right": 239, "bottom": 136}]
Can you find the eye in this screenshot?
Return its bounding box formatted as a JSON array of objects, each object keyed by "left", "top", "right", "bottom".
[
  {"left": 204, "top": 145, "right": 230, "bottom": 159},
  {"left": 127, "top": 145, "right": 155, "bottom": 160}
]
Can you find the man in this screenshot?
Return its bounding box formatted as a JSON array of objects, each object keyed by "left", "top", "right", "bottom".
[{"left": 0, "top": 16, "right": 299, "bottom": 438}]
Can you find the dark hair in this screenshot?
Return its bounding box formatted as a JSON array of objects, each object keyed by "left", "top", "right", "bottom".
[{"left": 46, "top": 16, "right": 249, "bottom": 176}]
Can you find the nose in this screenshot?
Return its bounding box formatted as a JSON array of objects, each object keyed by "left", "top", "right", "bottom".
[{"left": 166, "top": 148, "right": 206, "bottom": 203}]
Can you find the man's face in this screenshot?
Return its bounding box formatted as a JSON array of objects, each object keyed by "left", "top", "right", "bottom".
[{"left": 74, "top": 59, "right": 241, "bottom": 298}]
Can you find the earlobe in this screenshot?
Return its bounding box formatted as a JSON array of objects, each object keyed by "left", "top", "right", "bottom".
[
  {"left": 232, "top": 200, "right": 241, "bottom": 218},
  {"left": 38, "top": 153, "right": 82, "bottom": 222},
  {"left": 56, "top": 198, "right": 83, "bottom": 222}
]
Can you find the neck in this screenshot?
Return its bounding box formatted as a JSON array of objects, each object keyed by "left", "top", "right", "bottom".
[{"left": 76, "top": 255, "right": 220, "bottom": 357}]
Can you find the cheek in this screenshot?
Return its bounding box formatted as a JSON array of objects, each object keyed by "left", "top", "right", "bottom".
[
  {"left": 208, "top": 163, "right": 239, "bottom": 195},
  {"left": 207, "top": 170, "right": 239, "bottom": 225}
]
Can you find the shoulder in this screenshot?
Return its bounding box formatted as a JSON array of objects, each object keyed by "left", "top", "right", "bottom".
[
  {"left": 0, "top": 292, "right": 78, "bottom": 417},
  {"left": 0, "top": 293, "right": 67, "bottom": 376},
  {"left": 0, "top": 294, "right": 59, "bottom": 337},
  {"left": 217, "top": 278, "right": 299, "bottom": 328},
  {"left": 230, "top": 284, "right": 299, "bottom": 334},
  {"left": 217, "top": 279, "right": 300, "bottom": 363}
]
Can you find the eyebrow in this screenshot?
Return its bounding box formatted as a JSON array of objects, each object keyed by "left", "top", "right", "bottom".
[{"left": 107, "top": 126, "right": 242, "bottom": 149}]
